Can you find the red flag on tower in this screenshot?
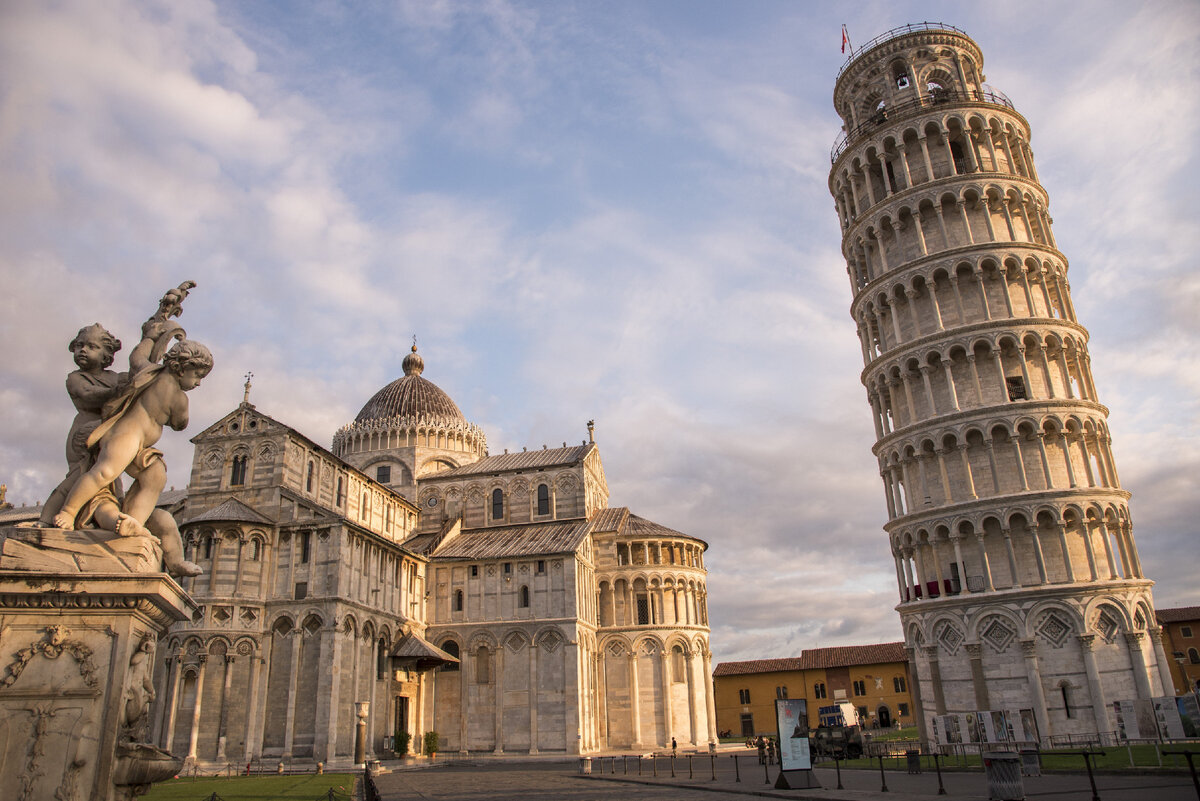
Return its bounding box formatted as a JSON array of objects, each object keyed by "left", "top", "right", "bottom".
[{"left": 841, "top": 24, "right": 850, "bottom": 54}]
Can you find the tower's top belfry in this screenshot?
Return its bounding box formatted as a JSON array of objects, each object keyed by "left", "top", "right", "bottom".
[{"left": 831, "top": 23, "right": 1019, "bottom": 169}]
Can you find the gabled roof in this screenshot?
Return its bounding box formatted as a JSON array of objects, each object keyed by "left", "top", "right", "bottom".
[
  {"left": 434, "top": 443, "right": 593, "bottom": 478},
  {"left": 713, "top": 642, "right": 908, "bottom": 677},
  {"left": 431, "top": 520, "right": 590, "bottom": 559},
  {"left": 183, "top": 496, "right": 274, "bottom": 526},
  {"left": 390, "top": 631, "right": 459, "bottom": 670},
  {"left": 1157, "top": 606, "right": 1200, "bottom": 624}
]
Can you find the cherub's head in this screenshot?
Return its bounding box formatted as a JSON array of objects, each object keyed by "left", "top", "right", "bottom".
[
  {"left": 68, "top": 323, "right": 121, "bottom": 370},
  {"left": 163, "top": 340, "right": 214, "bottom": 391}
]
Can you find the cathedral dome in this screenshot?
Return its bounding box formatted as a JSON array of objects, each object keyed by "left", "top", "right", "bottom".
[{"left": 354, "top": 346, "right": 466, "bottom": 424}]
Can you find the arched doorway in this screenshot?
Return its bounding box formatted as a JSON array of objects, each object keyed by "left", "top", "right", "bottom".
[{"left": 877, "top": 705, "right": 892, "bottom": 728}]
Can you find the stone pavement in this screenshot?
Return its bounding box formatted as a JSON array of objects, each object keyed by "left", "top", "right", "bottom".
[{"left": 370, "top": 753, "right": 1200, "bottom": 801}]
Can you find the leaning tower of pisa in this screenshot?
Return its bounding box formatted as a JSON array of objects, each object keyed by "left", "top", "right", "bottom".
[{"left": 828, "top": 24, "right": 1173, "bottom": 745}]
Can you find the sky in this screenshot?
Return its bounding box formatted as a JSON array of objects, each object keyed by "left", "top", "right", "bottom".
[{"left": 1, "top": 0, "right": 1197, "bottom": 667}]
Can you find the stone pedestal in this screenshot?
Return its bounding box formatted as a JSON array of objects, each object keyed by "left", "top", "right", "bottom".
[{"left": 0, "top": 525, "right": 197, "bottom": 801}]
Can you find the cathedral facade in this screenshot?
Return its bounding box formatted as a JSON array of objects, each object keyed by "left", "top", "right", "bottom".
[
  {"left": 828, "top": 24, "right": 1173, "bottom": 743},
  {"left": 151, "top": 347, "right": 714, "bottom": 765}
]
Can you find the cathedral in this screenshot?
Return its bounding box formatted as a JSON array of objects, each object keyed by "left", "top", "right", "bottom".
[{"left": 149, "top": 345, "right": 715, "bottom": 765}]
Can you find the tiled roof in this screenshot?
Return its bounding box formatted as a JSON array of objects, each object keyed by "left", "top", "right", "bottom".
[
  {"left": 391, "top": 632, "right": 459, "bottom": 665},
  {"left": 400, "top": 531, "right": 441, "bottom": 555},
  {"left": 713, "top": 642, "right": 908, "bottom": 677},
  {"left": 1157, "top": 606, "right": 1200, "bottom": 624},
  {"left": 436, "top": 444, "right": 592, "bottom": 478},
  {"left": 432, "top": 520, "right": 590, "bottom": 559},
  {"left": 0, "top": 488, "right": 192, "bottom": 526},
  {"left": 713, "top": 658, "right": 807, "bottom": 677},
  {"left": 802, "top": 642, "right": 907, "bottom": 669},
  {"left": 624, "top": 513, "right": 688, "bottom": 540},
  {"left": 589, "top": 507, "right": 630, "bottom": 533},
  {"left": 184, "top": 497, "right": 274, "bottom": 525},
  {"left": 0, "top": 505, "right": 40, "bottom": 525}
]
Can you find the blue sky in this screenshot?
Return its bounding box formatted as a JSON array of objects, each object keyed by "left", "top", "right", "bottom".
[{"left": 1, "top": 0, "right": 1197, "bottom": 665}]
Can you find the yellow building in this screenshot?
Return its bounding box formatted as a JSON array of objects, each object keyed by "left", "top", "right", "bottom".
[
  {"left": 713, "top": 643, "right": 913, "bottom": 737},
  {"left": 1157, "top": 606, "right": 1200, "bottom": 696}
]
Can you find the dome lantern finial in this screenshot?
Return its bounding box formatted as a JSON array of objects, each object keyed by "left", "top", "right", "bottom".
[{"left": 402, "top": 336, "right": 424, "bottom": 377}]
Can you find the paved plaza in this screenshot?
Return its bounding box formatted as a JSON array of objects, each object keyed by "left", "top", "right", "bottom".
[{"left": 371, "top": 755, "right": 1200, "bottom": 801}]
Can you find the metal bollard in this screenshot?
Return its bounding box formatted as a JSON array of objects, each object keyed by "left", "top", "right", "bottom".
[
  {"left": 763, "top": 754, "right": 769, "bottom": 784},
  {"left": 834, "top": 755, "right": 843, "bottom": 790},
  {"left": 933, "top": 752, "right": 946, "bottom": 795},
  {"left": 670, "top": 754, "right": 675, "bottom": 777},
  {"left": 733, "top": 754, "right": 741, "bottom": 782},
  {"left": 877, "top": 754, "right": 889, "bottom": 792},
  {"left": 653, "top": 753, "right": 658, "bottom": 777},
  {"left": 624, "top": 755, "right": 628, "bottom": 774},
  {"left": 710, "top": 752, "right": 716, "bottom": 781}
]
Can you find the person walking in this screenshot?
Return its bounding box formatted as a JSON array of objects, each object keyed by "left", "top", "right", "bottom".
[
  {"left": 757, "top": 736, "right": 766, "bottom": 765},
  {"left": 671, "top": 737, "right": 677, "bottom": 757}
]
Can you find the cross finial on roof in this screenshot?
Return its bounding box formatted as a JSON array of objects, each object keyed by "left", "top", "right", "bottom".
[{"left": 243, "top": 371, "right": 253, "bottom": 405}]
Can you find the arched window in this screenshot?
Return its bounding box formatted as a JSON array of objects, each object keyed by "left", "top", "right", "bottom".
[
  {"left": 230, "top": 454, "right": 247, "bottom": 486},
  {"left": 491, "top": 488, "right": 504, "bottom": 520},
  {"left": 454, "top": 590, "right": 464, "bottom": 612},
  {"left": 537, "top": 483, "right": 550, "bottom": 516},
  {"left": 814, "top": 682, "right": 827, "bottom": 699},
  {"left": 336, "top": 476, "right": 345, "bottom": 507},
  {"left": 442, "top": 640, "right": 460, "bottom": 671},
  {"left": 248, "top": 539, "right": 261, "bottom": 561},
  {"left": 519, "top": 586, "right": 530, "bottom": 608},
  {"left": 306, "top": 461, "right": 315, "bottom": 492},
  {"left": 203, "top": 535, "right": 214, "bottom": 560},
  {"left": 1189, "top": 648, "right": 1200, "bottom": 665}
]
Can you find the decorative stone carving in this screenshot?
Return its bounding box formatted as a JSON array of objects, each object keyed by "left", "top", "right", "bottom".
[{"left": 34, "top": 283, "right": 208, "bottom": 579}]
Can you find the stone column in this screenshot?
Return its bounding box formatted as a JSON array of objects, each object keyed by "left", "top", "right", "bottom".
[
  {"left": 685, "top": 648, "right": 699, "bottom": 744},
  {"left": 283, "top": 632, "right": 302, "bottom": 758},
  {"left": 1077, "top": 635, "right": 1110, "bottom": 734},
  {"left": 659, "top": 647, "right": 673, "bottom": 748},
  {"left": 459, "top": 645, "right": 470, "bottom": 753},
  {"left": 1124, "top": 632, "right": 1153, "bottom": 700},
  {"left": 966, "top": 644, "right": 990, "bottom": 710},
  {"left": 906, "top": 646, "right": 929, "bottom": 742},
  {"left": 1020, "top": 639, "right": 1051, "bottom": 744},
  {"left": 216, "top": 654, "right": 235, "bottom": 761},
  {"left": 628, "top": 652, "right": 643, "bottom": 748},
  {"left": 528, "top": 641, "right": 540, "bottom": 754},
  {"left": 243, "top": 646, "right": 262, "bottom": 762},
  {"left": 923, "top": 646, "right": 946, "bottom": 715},
  {"left": 703, "top": 648, "right": 718, "bottom": 745},
  {"left": 186, "top": 655, "right": 208, "bottom": 761},
  {"left": 493, "top": 643, "right": 505, "bottom": 754},
  {"left": 1150, "top": 627, "right": 1176, "bottom": 696},
  {"left": 161, "top": 654, "right": 182, "bottom": 751}
]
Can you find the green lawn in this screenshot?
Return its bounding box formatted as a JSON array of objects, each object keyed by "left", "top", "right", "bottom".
[{"left": 140, "top": 773, "right": 357, "bottom": 801}]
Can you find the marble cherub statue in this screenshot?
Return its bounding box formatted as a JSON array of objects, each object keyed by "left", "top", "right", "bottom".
[
  {"left": 39, "top": 323, "right": 124, "bottom": 527},
  {"left": 49, "top": 282, "right": 207, "bottom": 577}
]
